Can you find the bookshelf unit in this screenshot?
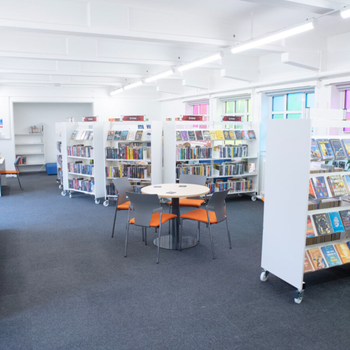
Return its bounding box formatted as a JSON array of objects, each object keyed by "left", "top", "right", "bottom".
[
  {"left": 14, "top": 131, "right": 45, "bottom": 172},
  {"left": 63, "top": 122, "right": 105, "bottom": 204},
  {"left": 55, "top": 123, "right": 63, "bottom": 189},
  {"left": 102, "top": 121, "right": 162, "bottom": 207},
  {"left": 261, "top": 111, "right": 350, "bottom": 303},
  {"left": 163, "top": 121, "right": 259, "bottom": 199}
]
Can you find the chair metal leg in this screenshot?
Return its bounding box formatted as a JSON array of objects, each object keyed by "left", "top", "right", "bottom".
[
  {"left": 125, "top": 222, "right": 130, "bottom": 257},
  {"left": 168, "top": 205, "right": 171, "bottom": 234},
  {"left": 111, "top": 208, "right": 118, "bottom": 238},
  {"left": 157, "top": 221, "right": 162, "bottom": 264},
  {"left": 17, "top": 175, "right": 23, "bottom": 191},
  {"left": 226, "top": 218, "right": 232, "bottom": 249},
  {"left": 207, "top": 224, "right": 215, "bottom": 260},
  {"left": 197, "top": 221, "right": 200, "bottom": 242},
  {"left": 142, "top": 227, "right": 145, "bottom": 242},
  {"left": 145, "top": 227, "right": 148, "bottom": 245}
]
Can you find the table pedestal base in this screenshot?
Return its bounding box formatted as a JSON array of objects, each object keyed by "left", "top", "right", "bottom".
[{"left": 153, "top": 235, "right": 198, "bottom": 250}]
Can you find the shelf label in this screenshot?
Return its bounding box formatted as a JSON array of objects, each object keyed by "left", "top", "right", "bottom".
[
  {"left": 222, "top": 116, "right": 243, "bottom": 122},
  {"left": 122, "top": 115, "right": 145, "bottom": 121}
]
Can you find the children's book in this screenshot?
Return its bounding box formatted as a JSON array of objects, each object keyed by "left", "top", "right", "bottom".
[
  {"left": 334, "top": 242, "right": 350, "bottom": 263},
  {"left": 188, "top": 131, "right": 196, "bottom": 141},
  {"left": 176, "top": 131, "right": 182, "bottom": 141},
  {"left": 128, "top": 131, "right": 136, "bottom": 140},
  {"left": 180, "top": 130, "right": 189, "bottom": 141},
  {"left": 326, "top": 175, "right": 348, "bottom": 197},
  {"left": 328, "top": 212, "right": 345, "bottom": 233},
  {"left": 209, "top": 130, "right": 217, "bottom": 140},
  {"left": 71, "top": 130, "right": 78, "bottom": 139},
  {"left": 312, "top": 213, "right": 333, "bottom": 236},
  {"left": 234, "top": 130, "right": 243, "bottom": 140},
  {"left": 316, "top": 139, "right": 334, "bottom": 160},
  {"left": 321, "top": 245, "right": 342, "bottom": 267},
  {"left": 202, "top": 130, "right": 211, "bottom": 141},
  {"left": 241, "top": 130, "right": 250, "bottom": 140},
  {"left": 114, "top": 131, "right": 121, "bottom": 141},
  {"left": 195, "top": 130, "right": 203, "bottom": 141},
  {"left": 342, "top": 174, "right": 350, "bottom": 194},
  {"left": 135, "top": 130, "right": 143, "bottom": 141},
  {"left": 339, "top": 210, "right": 350, "bottom": 231},
  {"left": 304, "top": 252, "right": 315, "bottom": 273},
  {"left": 229, "top": 130, "right": 236, "bottom": 140},
  {"left": 308, "top": 248, "right": 328, "bottom": 270},
  {"left": 145, "top": 131, "right": 151, "bottom": 141},
  {"left": 107, "top": 131, "right": 114, "bottom": 141},
  {"left": 310, "top": 138, "right": 322, "bottom": 160},
  {"left": 341, "top": 139, "right": 350, "bottom": 158},
  {"left": 306, "top": 215, "right": 316, "bottom": 237},
  {"left": 329, "top": 139, "right": 347, "bottom": 160},
  {"left": 138, "top": 124, "right": 144, "bottom": 129},
  {"left": 223, "top": 130, "right": 231, "bottom": 140},
  {"left": 216, "top": 130, "right": 224, "bottom": 140},
  {"left": 88, "top": 131, "right": 94, "bottom": 141},
  {"left": 312, "top": 176, "right": 329, "bottom": 199},
  {"left": 308, "top": 179, "right": 317, "bottom": 200},
  {"left": 121, "top": 130, "right": 129, "bottom": 140},
  {"left": 248, "top": 130, "right": 256, "bottom": 139}
]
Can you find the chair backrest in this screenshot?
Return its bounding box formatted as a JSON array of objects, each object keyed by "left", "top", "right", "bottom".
[
  {"left": 179, "top": 174, "right": 207, "bottom": 186},
  {"left": 207, "top": 190, "right": 229, "bottom": 223},
  {"left": 126, "top": 192, "right": 161, "bottom": 227},
  {"left": 14, "top": 156, "right": 21, "bottom": 172},
  {"left": 113, "top": 178, "right": 133, "bottom": 205}
]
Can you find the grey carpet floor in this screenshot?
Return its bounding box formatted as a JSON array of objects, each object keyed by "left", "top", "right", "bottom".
[{"left": 1, "top": 173, "right": 350, "bottom": 350}]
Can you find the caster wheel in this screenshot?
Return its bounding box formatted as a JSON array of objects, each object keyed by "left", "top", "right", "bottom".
[
  {"left": 103, "top": 200, "right": 109, "bottom": 207},
  {"left": 260, "top": 271, "right": 269, "bottom": 282},
  {"left": 95, "top": 199, "right": 101, "bottom": 205},
  {"left": 294, "top": 297, "right": 303, "bottom": 304},
  {"left": 294, "top": 290, "right": 304, "bottom": 304},
  {"left": 59, "top": 184, "right": 63, "bottom": 190},
  {"left": 238, "top": 194, "right": 243, "bottom": 197},
  {"left": 251, "top": 196, "right": 257, "bottom": 202},
  {"left": 69, "top": 193, "right": 72, "bottom": 199},
  {"left": 61, "top": 190, "right": 67, "bottom": 196},
  {"left": 56, "top": 179, "right": 60, "bottom": 183}
]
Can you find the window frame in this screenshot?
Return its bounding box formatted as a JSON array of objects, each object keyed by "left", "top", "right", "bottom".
[{"left": 223, "top": 97, "right": 251, "bottom": 122}]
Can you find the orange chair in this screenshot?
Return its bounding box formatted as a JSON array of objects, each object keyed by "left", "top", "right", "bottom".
[
  {"left": 0, "top": 157, "right": 23, "bottom": 196},
  {"left": 179, "top": 190, "right": 231, "bottom": 259}
]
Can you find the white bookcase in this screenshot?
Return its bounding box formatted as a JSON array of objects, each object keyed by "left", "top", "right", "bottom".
[
  {"left": 102, "top": 121, "right": 162, "bottom": 206},
  {"left": 55, "top": 123, "right": 63, "bottom": 189},
  {"left": 14, "top": 130, "right": 46, "bottom": 172},
  {"left": 62, "top": 122, "right": 105, "bottom": 204},
  {"left": 163, "top": 121, "right": 259, "bottom": 199},
  {"left": 261, "top": 111, "right": 350, "bottom": 304}
]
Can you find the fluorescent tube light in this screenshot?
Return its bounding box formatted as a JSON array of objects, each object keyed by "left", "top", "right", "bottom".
[
  {"left": 341, "top": 7, "right": 350, "bottom": 18},
  {"left": 124, "top": 81, "right": 143, "bottom": 90},
  {"left": 110, "top": 88, "right": 124, "bottom": 96},
  {"left": 178, "top": 52, "right": 223, "bottom": 72},
  {"left": 145, "top": 69, "right": 174, "bottom": 83},
  {"left": 231, "top": 21, "right": 315, "bottom": 54}
]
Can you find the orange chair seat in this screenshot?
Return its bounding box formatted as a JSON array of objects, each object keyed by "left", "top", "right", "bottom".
[
  {"left": 117, "top": 201, "right": 130, "bottom": 210},
  {"left": 130, "top": 212, "right": 177, "bottom": 227},
  {"left": 168, "top": 198, "right": 204, "bottom": 207},
  {"left": 0, "top": 170, "right": 18, "bottom": 175},
  {"left": 180, "top": 208, "right": 226, "bottom": 224}
]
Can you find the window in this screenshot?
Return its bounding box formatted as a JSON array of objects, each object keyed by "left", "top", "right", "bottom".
[
  {"left": 224, "top": 98, "right": 251, "bottom": 122},
  {"left": 271, "top": 92, "right": 315, "bottom": 119},
  {"left": 193, "top": 103, "right": 208, "bottom": 115}
]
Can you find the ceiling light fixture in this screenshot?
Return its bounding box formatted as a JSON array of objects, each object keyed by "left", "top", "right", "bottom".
[
  {"left": 110, "top": 88, "right": 124, "bottom": 96},
  {"left": 340, "top": 7, "right": 350, "bottom": 18},
  {"left": 231, "top": 20, "right": 315, "bottom": 54},
  {"left": 144, "top": 69, "right": 175, "bottom": 83},
  {"left": 178, "top": 52, "right": 223, "bottom": 72},
  {"left": 123, "top": 81, "right": 143, "bottom": 90}
]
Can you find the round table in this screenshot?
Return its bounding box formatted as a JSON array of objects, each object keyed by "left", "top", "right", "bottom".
[{"left": 141, "top": 183, "right": 209, "bottom": 250}]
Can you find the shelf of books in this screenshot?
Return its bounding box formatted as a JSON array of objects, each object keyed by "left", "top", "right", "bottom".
[
  {"left": 55, "top": 123, "right": 63, "bottom": 189},
  {"left": 103, "top": 121, "right": 162, "bottom": 207},
  {"left": 62, "top": 122, "right": 105, "bottom": 204},
  {"left": 261, "top": 110, "right": 350, "bottom": 304},
  {"left": 163, "top": 120, "right": 259, "bottom": 199}
]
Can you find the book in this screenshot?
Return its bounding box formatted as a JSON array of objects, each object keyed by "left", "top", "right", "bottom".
[
  {"left": 176, "top": 131, "right": 182, "bottom": 141},
  {"left": 114, "top": 131, "right": 121, "bottom": 141},
  {"left": 128, "top": 131, "right": 136, "bottom": 140},
  {"left": 241, "top": 130, "right": 250, "bottom": 140},
  {"left": 215, "top": 130, "right": 224, "bottom": 140},
  {"left": 308, "top": 248, "right": 328, "bottom": 270},
  {"left": 234, "top": 130, "right": 243, "bottom": 140},
  {"left": 328, "top": 212, "right": 345, "bottom": 233},
  {"left": 180, "top": 131, "right": 189, "bottom": 141},
  {"left": 145, "top": 131, "right": 151, "bottom": 141},
  {"left": 308, "top": 179, "right": 317, "bottom": 200},
  {"left": 326, "top": 175, "right": 348, "bottom": 197},
  {"left": 229, "top": 130, "right": 236, "bottom": 140},
  {"left": 248, "top": 163, "right": 255, "bottom": 173},
  {"left": 121, "top": 130, "right": 128, "bottom": 140},
  {"left": 107, "top": 131, "right": 114, "bottom": 141},
  {"left": 312, "top": 213, "right": 333, "bottom": 235},
  {"left": 248, "top": 130, "right": 256, "bottom": 139},
  {"left": 306, "top": 215, "right": 316, "bottom": 237},
  {"left": 88, "top": 131, "right": 94, "bottom": 141},
  {"left": 321, "top": 245, "right": 342, "bottom": 267},
  {"left": 316, "top": 139, "right": 334, "bottom": 160},
  {"left": 202, "top": 130, "right": 211, "bottom": 141},
  {"left": 339, "top": 210, "right": 350, "bottom": 231},
  {"left": 304, "top": 252, "right": 315, "bottom": 273},
  {"left": 223, "top": 130, "right": 231, "bottom": 140},
  {"left": 135, "top": 130, "right": 143, "bottom": 141},
  {"left": 330, "top": 139, "right": 347, "bottom": 160},
  {"left": 195, "top": 130, "right": 203, "bottom": 141},
  {"left": 310, "top": 138, "right": 322, "bottom": 160},
  {"left": 209, "top": 130, "right": 217, "bottom": 140},
  {"left": 138, "top": 124, "right": 144, "bottom": 129},
  {"left": 71, "top": 130, "right": 78, "bottom": 139},
  {"left": 334, "top": 242, "right": 350, "bottom": 263},
  {"left": 341, "top": 139, "right": 350, "bottom": 158},
  {"left": 188, "top": 131, "right": 196, "bottom": 141},
  {"left": 312, "top": 176, "right": 329, "bottom": 199},
  {"left": 343, "top": 174, "right": 350, "bottom": 194}
]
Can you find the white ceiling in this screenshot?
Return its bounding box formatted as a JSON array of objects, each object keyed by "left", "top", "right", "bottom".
[{"left": 0, "top": 0, "right": 349, "bottom": 96}]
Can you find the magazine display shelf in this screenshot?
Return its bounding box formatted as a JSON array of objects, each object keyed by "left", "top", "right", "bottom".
[
  {"left": 102, "top": 121, "right": 162, "bottom": 207},
  {"left": 261, "top": 111, "right": 350, "bottom": 304},
  {"left": 62, "top": 122, "right": 105, "bottom": 204},
  {"left": 163, "top": 121, "right": 259, "bottom": 199}
]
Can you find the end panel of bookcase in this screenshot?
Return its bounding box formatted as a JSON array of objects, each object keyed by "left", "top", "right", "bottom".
[
  {"left": 163, "top": 122, "right": 176, "bottom": 184},
  {"left": 261, "top": 119, "right": 311, "bottom": 291}
]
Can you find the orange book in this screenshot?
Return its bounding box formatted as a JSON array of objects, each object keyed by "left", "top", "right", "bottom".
[
  {"left": 304, "top": 252, "right": 314, "bottom": 273},
  {"left": 307, "top": 248, "right": 327, "bottom": 270},
  {"left": 334, "top": 243, "right": 350, "bottom": 263}
]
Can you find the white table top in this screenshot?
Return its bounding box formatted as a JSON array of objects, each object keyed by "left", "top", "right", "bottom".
[
  {"left": 0, "top": 158, "right": 4, "bottom": 165},
  {"left": 141, "top": 183, "right": 209, "bottom": 198}
]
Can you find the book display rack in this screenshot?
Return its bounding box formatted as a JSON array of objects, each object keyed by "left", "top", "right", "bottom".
[
  {"left": 102, "top": 121, "right": 162, "bottom": 207},
  {"left": 261, "top": 110, "right": 350, "bottom": 303}
]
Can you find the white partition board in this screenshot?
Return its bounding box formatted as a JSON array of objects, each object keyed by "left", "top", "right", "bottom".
[
  {"left": 151, "top": 121, "right": 163, "bottom": 184},
  {"left": 261, "top": 119, "right": 311, "bottom": 291},
  {"left": 163, "top": 122, "right": 176, "bottom": 184}
]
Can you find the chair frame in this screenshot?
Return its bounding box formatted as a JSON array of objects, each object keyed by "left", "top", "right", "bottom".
[{"left": 0, "top": 156, "right": 23, "bottom": 196}]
